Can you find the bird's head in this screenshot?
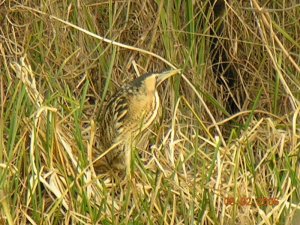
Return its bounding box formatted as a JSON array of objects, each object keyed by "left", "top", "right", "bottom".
[{"left": 131, "top": 69, "right": 181, "bottom": 94}]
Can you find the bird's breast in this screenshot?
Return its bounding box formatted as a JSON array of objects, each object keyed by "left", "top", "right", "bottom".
[{"left": 122, "top": 91, "right": 158, "bottom": 137}]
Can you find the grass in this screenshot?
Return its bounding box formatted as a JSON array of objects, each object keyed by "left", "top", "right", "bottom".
[{"left": 1, "top": 0, "right": 300, "bottom": 224}]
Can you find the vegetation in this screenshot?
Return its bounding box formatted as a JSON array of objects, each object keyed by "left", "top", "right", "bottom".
[{"left": 0, "top": 0, "right": 300, "bottom": 224}]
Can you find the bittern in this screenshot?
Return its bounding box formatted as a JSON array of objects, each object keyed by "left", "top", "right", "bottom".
[{"left": 95, "top": 69, "right": 180, "bottom": 175}]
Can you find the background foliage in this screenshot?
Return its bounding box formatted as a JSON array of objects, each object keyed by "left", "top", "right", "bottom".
[{"left": 0, "top": 0, "right": 300, "bottom": 224}]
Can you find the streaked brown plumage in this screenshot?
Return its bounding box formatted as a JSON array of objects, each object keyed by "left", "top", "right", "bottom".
[{"left": 95, "top": 69, "right": 180, "bottom": 175}]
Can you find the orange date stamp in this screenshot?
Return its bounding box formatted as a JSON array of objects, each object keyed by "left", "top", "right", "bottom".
[{"left": 224, "top": 197, "right": 279, "bottom": 206}]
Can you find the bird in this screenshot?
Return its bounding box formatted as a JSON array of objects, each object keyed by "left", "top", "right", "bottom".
[{"left": 94, "top": 69, "right": 181, "bottom": 176}]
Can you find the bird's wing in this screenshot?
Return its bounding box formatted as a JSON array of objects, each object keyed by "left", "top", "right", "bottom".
[
  {"left": 111, "top": 94, "right": 128, "bottom": 132},
  {"left": 101, "top": 91, "right": 129, "bottom": 142}
]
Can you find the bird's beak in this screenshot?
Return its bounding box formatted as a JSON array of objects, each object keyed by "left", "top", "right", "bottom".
[{"left": 156, "top": 69, "right": 181, "bottom": 86}]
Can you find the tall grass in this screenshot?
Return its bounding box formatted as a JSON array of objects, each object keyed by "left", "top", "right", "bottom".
[{"left": 0, "top": 0, "right": 300, "bottom": 224}]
